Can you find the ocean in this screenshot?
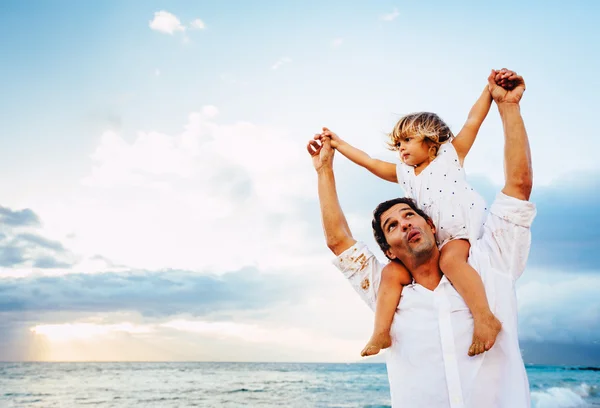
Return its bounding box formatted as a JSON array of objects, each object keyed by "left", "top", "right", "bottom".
[{"left": 0, "top": 362, "right": 598, "bottom": 407}]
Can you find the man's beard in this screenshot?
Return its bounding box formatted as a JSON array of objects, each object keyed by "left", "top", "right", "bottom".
[{"left": 407, "top": 237, "right": 435, "bottom": 264}]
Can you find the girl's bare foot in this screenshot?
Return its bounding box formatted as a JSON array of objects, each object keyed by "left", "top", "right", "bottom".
[
  {"left": 360, "top": 332, "right": 392, "bottom": 357},
  {"left": 468, "top": 313, "right": 502, "bottom": 356}
]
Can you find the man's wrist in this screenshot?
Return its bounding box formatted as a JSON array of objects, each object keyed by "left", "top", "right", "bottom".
[
  {"left": 497, "top": 102, "right": 521, "bottom": 116},
  {"left": 317, "top": 165, "right": 334, "bottom": 175}
]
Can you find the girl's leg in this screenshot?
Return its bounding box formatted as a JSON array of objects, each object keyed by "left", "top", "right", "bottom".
[
  {"left": 361, "top": 260, "right": 412, "bottom": 357},
  {"left": 440, "top": 239, "right": 502, "bottom": 356}
]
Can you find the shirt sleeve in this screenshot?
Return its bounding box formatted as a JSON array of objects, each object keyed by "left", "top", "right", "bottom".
[
  {"left": 332, "top": 242, "right": 384, "bottom": 312},
  {"left": 474, "top": 192, "right": 537, "bottom": 281}
]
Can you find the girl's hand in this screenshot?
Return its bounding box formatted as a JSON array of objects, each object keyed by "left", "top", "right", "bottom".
[{"left": 315, "top": 127, "right": 342, "bottom": 148}]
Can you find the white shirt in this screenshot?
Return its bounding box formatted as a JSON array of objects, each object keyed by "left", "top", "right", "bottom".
[
  {"left": 395, "top": 143, "right": 487, "bottom": 248},
  {"left": 333, "top": 192, "right": 537, "bottom": 408}
]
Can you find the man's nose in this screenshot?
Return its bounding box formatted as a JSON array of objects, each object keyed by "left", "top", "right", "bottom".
[{"left": 401, "top": 220, "right": 412, "bottom": 231}]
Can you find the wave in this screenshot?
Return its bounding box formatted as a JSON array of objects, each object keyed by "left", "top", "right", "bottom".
[
  {"left": 569, "top": 366, "right": 600, "bottom": 372},
  {"left": 531, "top": 383, "right": 596, "bottom": 408}
]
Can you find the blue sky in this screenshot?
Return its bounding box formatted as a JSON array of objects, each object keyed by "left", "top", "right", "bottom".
[{"left": 1, "top": 0, "right": 599, "bottom": 364}]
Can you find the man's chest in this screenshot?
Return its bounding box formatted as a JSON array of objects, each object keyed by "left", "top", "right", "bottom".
[{"left": 392, "top": 284, "right": 474, "bottom": 352}]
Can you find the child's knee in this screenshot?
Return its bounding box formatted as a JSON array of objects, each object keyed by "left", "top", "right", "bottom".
[
  {"left": 383, "top": 261, "right": 412, "bottom": 285},
  {"left": 439, "top": 242, "right": 470, "bottom": 273}
]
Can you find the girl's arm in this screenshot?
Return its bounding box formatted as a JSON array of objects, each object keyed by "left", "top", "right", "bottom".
[
  {"left": 320, "top": 128, "right": 398, "bottom": 183},
  {"left": 452, "top": 86, "right": 493, "bottom": 165}
]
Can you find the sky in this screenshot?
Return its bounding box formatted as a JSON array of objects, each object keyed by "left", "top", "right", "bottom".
[{"left": 1, "top": 0, "right": 599, "bottom": 365}]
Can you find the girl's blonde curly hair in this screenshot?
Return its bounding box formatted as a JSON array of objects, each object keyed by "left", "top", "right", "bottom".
[{"left": 388, "top": 112, "right": 454, "bottom": 160}]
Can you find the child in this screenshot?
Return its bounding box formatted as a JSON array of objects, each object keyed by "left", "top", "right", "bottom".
[{"left": 319, "top": 77, "right": 511, "bottom": 358}]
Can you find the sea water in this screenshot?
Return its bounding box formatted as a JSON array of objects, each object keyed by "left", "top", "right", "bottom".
[{"left": 1, "top": 362, "right": 598, "bottom": 407}]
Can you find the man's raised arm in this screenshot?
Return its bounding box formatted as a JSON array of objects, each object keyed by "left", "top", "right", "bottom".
[
  {"left": 307, "top": 137, "right": 357, "bottom": 255},
  {"left": 488, "top": 69, "right": 533, "bottom": 201}
]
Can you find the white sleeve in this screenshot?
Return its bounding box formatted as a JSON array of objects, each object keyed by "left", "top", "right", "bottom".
[
  {"left": 332, "top": 242, "right": 384, "bottom": 312},
  {"left": 474, "top": 192, "right": 537, "bottom": 280}
]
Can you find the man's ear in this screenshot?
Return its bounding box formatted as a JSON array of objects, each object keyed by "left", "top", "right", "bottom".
[
  {"left": 385, "top": 248, "right": 397, "bottom": 260},
  {"left": 426, "top": 218, "right": 436, "bottom": 235}
]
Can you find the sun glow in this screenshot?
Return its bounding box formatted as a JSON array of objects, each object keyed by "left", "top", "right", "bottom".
[{"left": 31, "top": 322, "right": 153, "bottom": 342}]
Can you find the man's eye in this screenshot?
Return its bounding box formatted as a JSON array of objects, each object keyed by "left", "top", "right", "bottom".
[
  {"left": 388, "top": 223, "right": 396, "bottom": 232},
  {"left": 406, "top": 212, "right": 413, "bottom": 217}
]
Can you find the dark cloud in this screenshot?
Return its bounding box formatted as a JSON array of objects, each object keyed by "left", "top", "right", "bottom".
[
  {"left": 16, "top": 233, "right": 66, "bottom": 253},
  {"left": 33, "top": 256, "right": 74, "bottom": 269},
  {"left": 457, "top": 174, "right": 600, "bottom": 272},
  {"left": 0, "top": 206, "right": 41, "bottom": 227},
  {"left": 521, "top": 341, "right": 600, "bottom": 366},
  {"left": 0, "top": 235, "right": 74, "bottom": 269},
  {"left": 333, "top": 165, "right": 600, "bottom": 272},
  {"left": 0, "top": 205, "right": 75, "bottom": 270},
  {"left": 527, "top": 175, "right": 600, "bottom": 271},
  {"left": 0, "top": 268, "right": 309, "bottom": 316},
  {"left": 0, "top": 244, "right": 28, "bottom": 267}
]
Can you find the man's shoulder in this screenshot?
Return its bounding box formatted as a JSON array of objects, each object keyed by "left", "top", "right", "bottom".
[{"left": 333, "top": 242, "right": 382, "bottom": 276}]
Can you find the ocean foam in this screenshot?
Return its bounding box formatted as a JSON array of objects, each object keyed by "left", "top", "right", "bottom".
[{"left": 531, "top": 384, "right": 588, "bottom": 408}]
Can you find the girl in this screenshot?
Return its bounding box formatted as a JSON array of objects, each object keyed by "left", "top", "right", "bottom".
[{"left": 319, "top": 73, "right": 514, "bottom": 357}]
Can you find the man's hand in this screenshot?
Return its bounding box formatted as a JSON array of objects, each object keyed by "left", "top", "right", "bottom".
[
  {"left": 488, "top": 68, "right": 526, "bottom": 105},
  {"left": 307, "top": 135, "right": 335, "bottom": 172},
  {"left": 316, "top": 127, "right": 342, "bottom": 148}
]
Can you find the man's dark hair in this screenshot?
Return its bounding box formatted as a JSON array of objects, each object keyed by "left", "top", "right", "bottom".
[{"left": 372, "top": 197, "right": 432, "bottom": 260}]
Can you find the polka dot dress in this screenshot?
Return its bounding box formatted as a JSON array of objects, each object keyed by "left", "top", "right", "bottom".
[{"left": 395, "top": 143, "right": 487, "bottom": 248}]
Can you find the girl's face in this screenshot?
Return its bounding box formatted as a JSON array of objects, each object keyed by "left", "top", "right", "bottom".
[{"left": 396, "top": 136, "right": 432, "bottom": 167}]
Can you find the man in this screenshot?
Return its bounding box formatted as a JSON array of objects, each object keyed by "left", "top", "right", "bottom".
[{"left": 307, "top": 69, "right": 535, "bottom": 407}]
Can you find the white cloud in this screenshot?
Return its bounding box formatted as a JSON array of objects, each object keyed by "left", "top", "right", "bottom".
[
  {"left": 331, "top": 38, "right": 343, "bottom": 48},
  {"left": 149, "top": 11, "right": 185, "bottom": 34},
  {"left": 201, "top": 105, "right": 219, "bottom": 118},
  {"left": 154, "top": 68, "right": 160, "bottom": 77},
  {"left": 381, "top": 8, "right": 400, "bottom": 21},
  {"left": 190, "top": 18, "right": 206, "bottom": 30},
  {"left": 49, "top": 106, "right": 319, "bottom": 272},
  {"left": 271, "top": 57, "right": 292, "bottom": 70}
]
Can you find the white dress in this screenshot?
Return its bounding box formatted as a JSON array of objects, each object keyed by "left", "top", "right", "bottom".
[{"left": 395, "top": 142, "right": 486, "bottom": 248}]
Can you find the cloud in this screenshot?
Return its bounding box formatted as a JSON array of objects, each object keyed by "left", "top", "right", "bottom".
[
  {"left": 65, "top": 106, "right": 319, "bottom": 272},
  {"left": 271, "top": 57, "right": 292, "bottom": 70},
  {"left": 517, "top": 273, "right": 600, "bottom": 346},
  {"left": 0, "top": 205, "right": 75, "bottom": 270},
  {"left": 440, "top": 173, "right": 600, "bottom": 272},
  {"left": 520, "top": 341, "right": 600, "bottom": 366},
  {"left": 16, "top": 233, "right": 65, "bottom": 252},
  {"left": 380, "top": 8, "right": 400, "bottom": 21},
  {"left": 0, "top": 206, "right": 40, "bottom": 227},
  {"left": 149, "top": 11, "right": 185, "bottom": 34},
  {"left": 154, "top": 68, "right": 160, "bottom": 77},
  {"left": 0, "top": 267, "right": 309, "bottom": 316},
  {"left": 190, "top": 18, "right": 206, "bottom": 30},
  {"left": 201, "top": 105, "right": 219, "bottom": 118},
  {"left": 524, "top": 174, "right": 600, "bottom": 271},
  {"left": 331, "top": 38, "right": 343, "bottom": 48}
]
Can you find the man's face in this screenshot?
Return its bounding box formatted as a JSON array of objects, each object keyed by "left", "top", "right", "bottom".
[{"left": 380, "top": 203, "right": 437, "bottom": 264}]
